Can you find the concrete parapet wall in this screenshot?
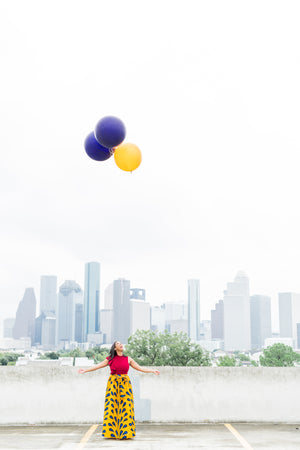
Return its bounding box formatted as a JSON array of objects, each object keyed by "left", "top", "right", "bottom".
[{"left": 0, "top": 366, "right": 299, "bottom": 424}]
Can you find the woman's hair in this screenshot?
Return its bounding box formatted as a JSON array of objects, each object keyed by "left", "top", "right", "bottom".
[
  {"left": 107, "top": 341, "right": 118, "bottom": 362},
  {"left": 107, "top": 340, "right": 125, "bottom": 362}
]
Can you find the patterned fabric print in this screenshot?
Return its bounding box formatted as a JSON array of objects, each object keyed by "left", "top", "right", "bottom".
[{"left": 102, "top": 374, "right": 136, "bottom": 440}]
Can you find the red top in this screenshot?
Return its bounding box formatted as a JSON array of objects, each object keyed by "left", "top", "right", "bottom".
[{"left": 106, "top": 355, "right": 130, "bottom": 375}]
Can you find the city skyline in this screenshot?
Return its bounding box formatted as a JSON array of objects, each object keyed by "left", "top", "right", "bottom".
[
  {"left": 0, "top": 266, "right": 285, "bottom": 334},
  {"left": 4, "top": 267, "right": 300, "bottom": 352},
  {"left": 3, "top": 262, "right": 299, "bottom": 337}
]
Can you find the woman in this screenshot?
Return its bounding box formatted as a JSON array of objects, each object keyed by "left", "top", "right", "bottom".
[{"left": 78, "top": 340, "right": 160, "bottom": 440}]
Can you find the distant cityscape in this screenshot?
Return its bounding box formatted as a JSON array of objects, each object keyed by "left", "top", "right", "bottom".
[{"left": 1, "top": 263, "right": 300, "bottom": 354}]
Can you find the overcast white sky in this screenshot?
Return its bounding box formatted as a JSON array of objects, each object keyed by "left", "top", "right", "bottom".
[{"left": 1, "top": 1, "right": 300, "bottom": 332}]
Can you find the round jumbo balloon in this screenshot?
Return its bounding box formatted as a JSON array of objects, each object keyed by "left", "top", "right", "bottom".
[
  {"left": 84, "top": 132, "right": 112, "bottom": 161},
  {"left": 114, "top": 143, "right": 142, "bottom": 172},
  {"left": 94, "top": 116, "right": 126, "bottom": 149}
]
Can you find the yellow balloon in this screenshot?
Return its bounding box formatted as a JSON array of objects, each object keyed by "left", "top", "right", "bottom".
[{"left": 114, "top": 143, "right": 142, "bottom": 172}]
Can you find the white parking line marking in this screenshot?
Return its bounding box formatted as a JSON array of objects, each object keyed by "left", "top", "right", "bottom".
[
  {"left": 224, "top": 423, "right": 254, "bottom": 449},
  {"left": 76, "top": 424, "right": 99, "bottom": 449}
]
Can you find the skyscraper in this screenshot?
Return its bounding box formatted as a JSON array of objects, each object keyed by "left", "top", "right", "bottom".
[
  {"left": 188, "top": 279, "right": 200, "bottom": 341},
  {"left": 162, "top": 301, "right": 188, "bottom": 334},
  {"left": 100, "top": 308, "right": 113, "bottom": 344},
  {"left": 75, "top": 303, "right": 84, "bottom": 343},
  {"left": 250, "top": 295, "right": 272, "bottom": 350},
  {"left": 130, "top": 298, "right": 150, "bottom": 335},
  {"left": 101, "top": 282, "right": 114, "bottom": 344},
  {"left": 34, "top": 314, "right": 43, "bottom": 345},
  {"left": 84, "top": 262, "right": 100, "bottom": 340},
  {"left": 41, "top": 312, "right": 56, "bottom": 350},
  {"left": 150, "top": 306, "right": 166, "bottom": 332},
  {"left": 35, "top": 312, "right": 56, "bottom": 349},
  {"left": 40, "top": 276, "right": 57, "bottom": 314},
  {"left": 3, "top": 318, "right": 15, "bottom": 338},
  {"left": 223, "top": 271, "right": 251, "bottom": 351},
  {"left": 278, "top": 292, "right": 300, "bottom": 349},
  {"left": 211, "top": 300, "right": 224, "bottom": 340},
  {"left": 57, "top": 280, "right": 83, "bottom": 346},
  {"left": 112, "top": 278, "right": 131, "bottom": 343},
  {"left": 104, "top": 282, "right": 114, "bottom": 309},
  {"left": 13, "top": 288, "right": 36, "bottom": 345},
  {"left": 130, "top": 289, "right": 146, "bottom": 300},
  {"left": 38, "top": 276, "right": 57, "bottom": 349}
]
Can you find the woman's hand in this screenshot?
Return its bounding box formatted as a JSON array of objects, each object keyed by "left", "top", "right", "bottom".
[
  {"left": 152, "top": 370, "right": 160, "bottom": 375},
  {"left": 77, "top": 368, "right": 86, "bottom": 374}
]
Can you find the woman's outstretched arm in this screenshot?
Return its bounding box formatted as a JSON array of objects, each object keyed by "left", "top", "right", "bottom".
[
  {"left": 128, "top": 357, "right": 160, "bottom": 375},
  {"left": 78, "top": 358, "right": 109, "bottom": 374}
]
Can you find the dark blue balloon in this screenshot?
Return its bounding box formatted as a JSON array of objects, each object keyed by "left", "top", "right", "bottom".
[
  {"left": 84, "top": 132, "right": 112, "bottom": 161},
  {"left": 94, "top": 116, "right": 126, "bottom": 149}
]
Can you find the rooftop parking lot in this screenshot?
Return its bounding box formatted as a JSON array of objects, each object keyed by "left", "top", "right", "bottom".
[{"left": 1, "top": 423, "right": 300, "bottom": 450}]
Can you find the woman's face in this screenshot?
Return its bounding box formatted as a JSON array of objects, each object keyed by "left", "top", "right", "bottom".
[{"left": 114, "top": 341, "right": 124, "bottom": 352}]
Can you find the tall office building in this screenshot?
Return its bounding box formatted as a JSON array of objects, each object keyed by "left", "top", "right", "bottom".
[
  {"left": 34, "top": 314, "right": 43, "bottom": 345},
  {"left": 188, "top": 279, "right": 200, "bottom": 341},
  {"left": 101, "top": 282, "right": 114, "bottom": 344},
  {"left": 104, "top": 282, "right": 114, "bottom": 309},
  {"left": 150, "top": 306, "right": 166, "bottom": 332},
  {"left": 250, "top": 295, "right": 272, "bottom": 350},
  {"left": 57, "top": 280, "right": 83, "bottom": 346},
  {"left": 223, "top": 271, "right": 251, "bottom": 351},
  {"left": 162, "top": 301, "right": 188, "bottom": 334},
  {"left": 13, "top": 288, "right": 36, "bottom": 345},
  {"left": 3, "top": 318, "right": 15, "bottom": 338},
  {"left": 211, "top": 300, "right": 224, "bottom": 340},
  {"left": 75, "top": 304, "right": 84, "bottom": 343},
  {"left": 100, "top": 308, "right": 113, "bottom": 344},
  {"left": 278, "top": 292, "right": 300, "bottom": 349},
  {"left": 109, "top": 280, "right": 149, "bottom": 343},
  {"left": 130, "top": 289, "right": 146, "bottom": 300},
  {"left": 129, "top": 288, "right": 149, "bottom": 335},
  {"left": 130, "top": 299, "right": 150, "bottom": 335},
  {"left": 41, "top": 312, "right": 56, "bottom": 350},
  {"left": 38, "top": 276, "right": 57, "bottom": 349},
  {"left": 40, "top": 276, "right": 57, "bottom": 314},
  {"left": 112, "top": 278, "right": 131, "bottom": 343},
  {"left": 170, "top": 319, "right": 188, "bottom": 334},
  {"left": 199, "top": 320, "right": 211, "bottom": 340},
  {"left": 83, "top": 262, "right": 100, "bottom": 340},
  {"left": 163, "top": 301, "right": 187, "bottom": 323},
  {"left": 34, "top": 311, "right": 56, "bottom": 349}
]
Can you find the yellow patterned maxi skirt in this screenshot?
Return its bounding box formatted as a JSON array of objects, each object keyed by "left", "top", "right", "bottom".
[{"left": 102, "top": 374, "right": 136, "bottom": 440}]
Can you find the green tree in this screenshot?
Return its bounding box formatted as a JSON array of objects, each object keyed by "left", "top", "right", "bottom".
[
  {"left": 126, "top": 329, "right": 211, "bottom": 366},
  {"left": 85, "top": 349, "right": 95, "bottom": 359},
  {"left": 92, "top": 347, "right": 109, "bottom": 363},
  {"left": 217, "top": 355, "right": 237, "bottom": 366},
  {"left": 82, "top": 348, "right": 108, "bottom": 362},
  {"left": 69, "top": 348, "right": 85, "bottom": 358},
  {"left": 237, "top": 353, "right": 250, "bottom": 362},
  {"left": 0, "top": 353, "right": 24, "bottom": 365},
  {"left": 126, "top": 330, "right": 165, "bottom": 365},
  {"left": 259, "top": 343, "right": 300, "bottom": 367},
  {"left": 45, "top": 352, "right": 59, "bottom": 360},
  {"left": 0, "top": 357, "right": 8, "bottom": 366}
]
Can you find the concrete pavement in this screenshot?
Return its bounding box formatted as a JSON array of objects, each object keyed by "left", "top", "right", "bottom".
[{"left": 0, "top": 423, "right": 300, "bottom": 449}]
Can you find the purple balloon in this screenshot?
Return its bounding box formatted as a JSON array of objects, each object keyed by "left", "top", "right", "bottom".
[
  {"left": 84, "top": 132, "right": 112, "bottom": 161},
  {"left": 94, "top": 116, "right": 126, "bottom": 149}
]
